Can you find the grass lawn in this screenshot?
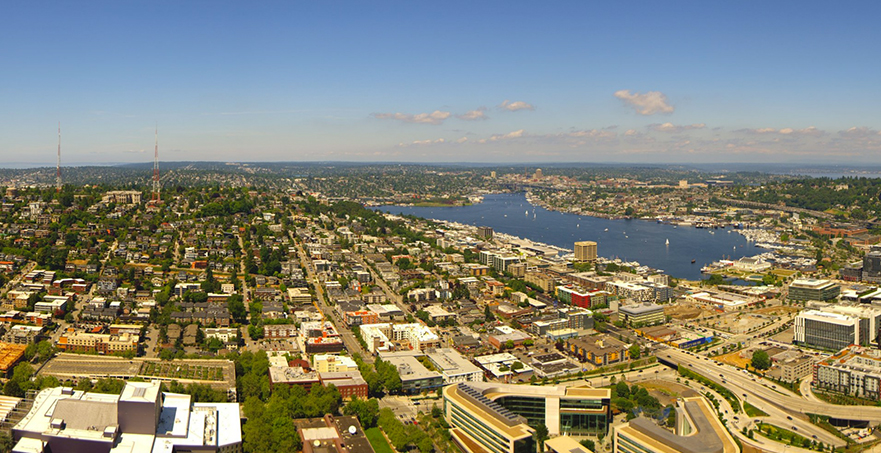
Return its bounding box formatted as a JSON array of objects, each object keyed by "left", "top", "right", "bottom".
[
  {"left": 366, "top": 427, "right": 394, "bottom": 453},
  {"left": 743, "top": 401, "right": 769, "bottom": 417}
]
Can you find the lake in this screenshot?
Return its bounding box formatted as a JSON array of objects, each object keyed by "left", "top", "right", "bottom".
[{"left": 375, "top": 192, "right": 767, "bottom": 281}]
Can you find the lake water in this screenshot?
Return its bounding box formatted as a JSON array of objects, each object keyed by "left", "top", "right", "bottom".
[{"left": 376, "top": 192, "right": 767, "bottom": 281}]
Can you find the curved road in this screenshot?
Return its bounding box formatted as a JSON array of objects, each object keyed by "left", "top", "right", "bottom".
[{"left": 661, "top": 346, "right": 881, "bottom": 423}]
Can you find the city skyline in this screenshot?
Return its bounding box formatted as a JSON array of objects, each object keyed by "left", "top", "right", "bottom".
[{"left": 2, "top": 1, "right": 880, "bottom": 165}]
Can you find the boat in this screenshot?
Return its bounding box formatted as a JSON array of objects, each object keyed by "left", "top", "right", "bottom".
[
  {"left": 665, "top": 239, "right": 669, "bottom": 245},
  {"left": 691, "top": 259, "right": 696, "bottom": 263},
  {"left": 525, "top": 210, "right": 528, "bottom": 216},
  {"left": 604, "top": 228, "right": 608, "bottom": 232}
]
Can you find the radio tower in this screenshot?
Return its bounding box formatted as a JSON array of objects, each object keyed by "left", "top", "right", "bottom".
[
  {"left": 152, "top": 125, "right": 160, "bottom": 203},
  {"left": 56, "top": 122, "right": 62, "bottom": 192}
]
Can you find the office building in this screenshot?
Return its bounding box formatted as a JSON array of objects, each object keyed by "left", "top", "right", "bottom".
[
  {"left": 613, "top": 396, "right": 737, "bottom": 453},
  {"left": 788, "top": 278, "right": 840, "bottom": 301},
  {"left": 425, "top": 348, "right": 484, "bottom": 384},
  {"left": 618, "top": 303, "right": 665, "bottom": 327},
  {"left": 477, "top": 226, "right": 494, "bottom": 240},
  {"left": 444, "top": 382, "right": 610, "bottom": 453},
  {"left": 795, "top": 310, "right": 864, "bottom": 351},
  {"left": 545, "top": 436, "right": 594, "bottom": 453},
  {"left": 795, "top": 304, "right": 881, "bottom": 350},
  {"left": 378, "top": 351, "right": 444, "bottom": 394},
  {"left": 864, "top": 246, "right": 881, "bottom": 283},
  {"left": 574, "top": 241, "right": 597, "bottom": 262},
  {"left": 11, "top": 380, "right": 242, "bottom": 453}
]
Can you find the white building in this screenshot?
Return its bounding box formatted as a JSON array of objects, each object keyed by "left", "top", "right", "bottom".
[
  {"left": 11, "top": 380, "right": 241, "bottom": 453},
  {"left": 312, "top": 354, "right": 359, "bottom": 373},
  {"left": 425, "top": 348, "right": 483, "bottom": 384},
  {"left": 359, "top": 323, "right": 440, "bottom": 354}
]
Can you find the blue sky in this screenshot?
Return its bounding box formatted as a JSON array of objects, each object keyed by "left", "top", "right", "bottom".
[{"left": 2, "top": 1, "right": 880, "bottom": 165}]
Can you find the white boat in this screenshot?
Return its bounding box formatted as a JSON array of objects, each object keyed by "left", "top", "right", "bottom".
[
  {"left": 604, "top": 228, "right": 608, "bottom": 232},
  {"left": 525, "top": 210, "right": 528, "bottom": 216},
  {"left": 665, "top": 239, "right": 669, "bottom": 245}
]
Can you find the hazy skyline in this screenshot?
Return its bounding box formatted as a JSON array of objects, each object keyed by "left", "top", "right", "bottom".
[{"left": 2, "top": 1, "right": 880, "bottom": 165}]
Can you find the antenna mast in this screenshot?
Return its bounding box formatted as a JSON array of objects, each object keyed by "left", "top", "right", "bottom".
[
  {"left": 152, "top": 125, "right": 160, "bottom": 203},
  {"left": 56, "top": 122, "right": 62, "bottom": 192}
]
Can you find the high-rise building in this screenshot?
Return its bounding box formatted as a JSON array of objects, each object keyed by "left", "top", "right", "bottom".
[
  {"left": 534, "top": 168, "right": 543, "bottom": 180},
  {"left": 477, "top": 226, "right": 493, "bottom": 240},
  {"left": 574, "top": 241, "right": 597, "bottom": 262},
  {"left": 864, "top": 246, "right": 881, "bottom": 283}
]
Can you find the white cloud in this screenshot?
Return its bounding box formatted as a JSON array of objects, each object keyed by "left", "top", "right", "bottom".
[
  {"left": 738, "top": 126, "right": 823, "bottom": 136},
  {"left": 456, "top": 108, "right": 488, "bottom": 121},
  {"left": 456, "top": 137, "right": 469, "bottom": 144},
  {"left": 567, "top": 129, "right": 617, "bottom": 139},
  {"left": 498, "top": 100, "right": 535, "bottom": 111},
  {"left": 839, "top": 127, "right": 881, "bottom": 137},
  {"left": 624, "top": 129, "right": 640, "bottom": 136},
  {"left": 397, "top": 138, "right": 446, "bottom": 147},
  {"left": 477, "top": 129, "right": 527, "bottom": 144},
  {"left": 614, "top": 90, "right": 674, "bottom": 115},
  {"left": 650, "top": 122, "right": 705, "bottom": 133},
  {"left": 373, "top": 110, "right": 451, "bottom": 125}
]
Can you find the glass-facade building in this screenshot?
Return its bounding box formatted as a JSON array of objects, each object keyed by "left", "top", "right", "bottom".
[{"left": 444, "top": 383, "right": 611, "bottom": 453}]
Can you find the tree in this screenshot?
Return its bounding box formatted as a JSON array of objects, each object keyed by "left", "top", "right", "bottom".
[
  {"left": 628, "top": 344, "right": 641, "bottom": 360},
  {"left": 751, "top": 350, "right": 771, "bottom": 370},
  {"left": 531, "top": 423, "right": 549, "bottom": 453},
  {"left": 343, "top": 397, "right": 380, "bottom": 429},
  {"left": 615, "top": 381, "right": 630, "bottom": 398}
]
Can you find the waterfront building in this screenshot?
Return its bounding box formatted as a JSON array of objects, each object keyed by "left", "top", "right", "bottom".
[
  {"left": 11, "top": 380, "right": 242, "bottom": 453},
  {"left": 814, "top": 346, "right": 881, "bottom": 401},
  {"left": 788, "top": 278, "right": 840, "bottom": 301},
  {"left": 443, "top": 382, "right": 610, "bottom": 453},
  {"left": 618, "top": 302, "right": 665, "bottom": 327},
  {"left": 574, "top": 241, "right": 597, "bottom": 262},
  {"left": 613, "top": 396, "right": 737, "bottom": 453},
  {"left": 477, "top": 226, "right": 494, "bottom": 240}
]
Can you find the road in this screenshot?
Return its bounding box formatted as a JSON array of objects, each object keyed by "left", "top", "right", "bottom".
[
  {"left": 661, "top": 346, "right": 862, "bottom": 448},
  {"left": 290, "top": 233, "right": 370, "bottom": 360}
]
